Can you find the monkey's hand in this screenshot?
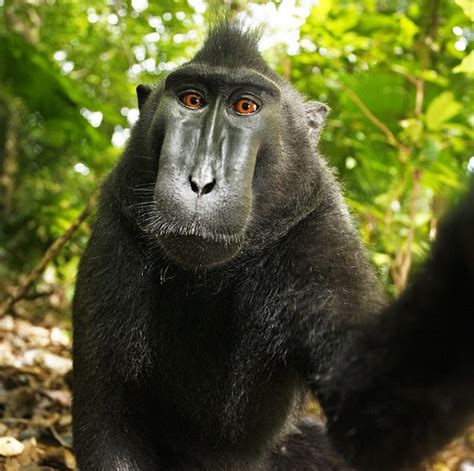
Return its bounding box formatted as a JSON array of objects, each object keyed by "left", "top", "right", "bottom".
[{"left": 320, "top": 189, "right": 474, "bottom": 470}]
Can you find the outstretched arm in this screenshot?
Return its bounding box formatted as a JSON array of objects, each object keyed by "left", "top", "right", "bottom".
[{"left": 318, "top": 190, "right": 474, "bottom": 470}]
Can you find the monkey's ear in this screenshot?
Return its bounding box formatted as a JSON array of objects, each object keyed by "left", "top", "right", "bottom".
[
  {"left": 305, "top": 101, "right": 330, "bottom": 143},
  {"left": 136, "top": 84, "right": 153, "bottom": 110}
]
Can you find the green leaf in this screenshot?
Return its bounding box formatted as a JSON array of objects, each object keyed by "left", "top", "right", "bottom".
[
  {"left": 372, "top": 253, "right": 391, "bottom": 267},
  {"left": 425, "top": 92, "right": 462, "bottom": 130},
  {"left": 420, "top": 70, "right": 448, "bottom": 86},
  {"left": 420, "top": 137, "right": 441, "bottom": 161},
  {"left": 453, "top": 51, "right": 474, "bottom": 75},
  {"left": 399, "top": 16, "right": 419, "bottom": 46},
  {"left": 400, "top": 118, "right": 423, "bottom": 144},
  {"left": 309, "top": 0, "right": 333, "bottom": 23},
  {"left": 455, "top": 0, "right": 474, "bottom": 21}
]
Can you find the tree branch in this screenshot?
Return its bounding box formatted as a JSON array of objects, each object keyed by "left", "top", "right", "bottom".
[
  {"left": 0, "top": 189, "right": 100, "bottom": 316},
  {"left": 342, "top": 86, "right": 412, "bottom": 157},
  {"left": 391, "top": 170, "right": 422, "bottom": 292}
]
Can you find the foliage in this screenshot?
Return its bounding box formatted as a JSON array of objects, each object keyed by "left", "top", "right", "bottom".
[
  {"left": 287, "top": 0, "right": 473, "bottom": 292},
  {"left": 0, "top": 0, "right": 472, "bottom": 300}
]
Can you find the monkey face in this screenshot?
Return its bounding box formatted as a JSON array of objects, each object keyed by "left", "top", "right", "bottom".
[
  {"left": 138, "top": 65, "right": 283, "bottom": 268},
  {"left": 127, "top": 51, "right": 327, "bottom": 270}
]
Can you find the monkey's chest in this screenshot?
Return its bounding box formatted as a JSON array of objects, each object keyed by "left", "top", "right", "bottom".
[{"left": 140, "top": 317, "right": 300, "bottom": 453}]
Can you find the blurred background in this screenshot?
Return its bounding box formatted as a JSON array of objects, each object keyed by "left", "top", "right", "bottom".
[{"left": 0, "top": 0, "right": 473, "bottom": 469}]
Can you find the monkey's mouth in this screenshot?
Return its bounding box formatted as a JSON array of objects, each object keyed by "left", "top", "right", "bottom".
[
  {"left": 142, "top": 207, "right": 245, "bottom": 243},
  {"left": 141, "top": 209, "right": 246, "bottom": 268},
  {"left": 140, "top": 194, "right": 250, "bottom": 268},
  {"left": 147, "top": 217, "right": 244, "bottom": 244},
  {"left": 157, "top": 232, "right": 244, "bottom": 268}
]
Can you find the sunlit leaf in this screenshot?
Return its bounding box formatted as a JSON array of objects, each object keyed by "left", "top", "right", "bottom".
[
  {"left": 400, "top": 118, "right": 423, "bottom": 144},
  {"left": 309, "top": 0, "right": 333, "bottom": 23},
  {"left": 453, "top": 51, "right": 474, "bottom": 75},
  {"left": 399, "top": 16, "right": 419, "bottom": 46},
  {"left": 425, "top": 92, "right": 462, "bottom": 131},
  {"left": 455, "top": 0, "right": 474, "bottom": 21},
  {"left": 372, "top": 253, "right": 391, "bottom": 267}
]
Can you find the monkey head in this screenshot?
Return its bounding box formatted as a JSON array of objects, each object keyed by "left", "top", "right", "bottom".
[{"left": 121, "top": 26, "right": 328, "bottom": 269}]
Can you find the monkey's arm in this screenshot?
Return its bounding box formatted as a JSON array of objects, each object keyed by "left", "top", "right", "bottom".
[
  {"left": 318, "top": 190, "right": 474, "bottom": 470},
  {"left": 73, "top": 196, "right": 162, "bottom": 470},
  {"left": 72, "top": 383, "right": 161, "bottom": 471}
]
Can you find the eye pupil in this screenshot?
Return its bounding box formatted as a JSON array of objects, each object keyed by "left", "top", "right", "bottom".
[
  {"left": 234, "top": 98, "right": 259, "bottom": 115},
  {"left": 180, "top": 92, "right": 204, "bottom": 109}
]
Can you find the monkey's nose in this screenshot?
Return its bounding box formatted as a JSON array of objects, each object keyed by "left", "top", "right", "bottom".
[{"left": 189, "top": 175, "right": 216, "bottom": 196}]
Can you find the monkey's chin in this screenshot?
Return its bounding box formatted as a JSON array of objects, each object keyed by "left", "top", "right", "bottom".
[{"left": 158, "top": 234, "right": 243, "bottom": 269}]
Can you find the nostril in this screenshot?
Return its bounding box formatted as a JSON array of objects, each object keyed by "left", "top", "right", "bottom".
[
  {"left": 190, "top": 176, "right": 200, "bottom": 194},
  {"left": 189, "top": 176, "right": 216, "bottom": 196},
  {"left": 202, "top": 179, "right": 216, "bottom": 195}
]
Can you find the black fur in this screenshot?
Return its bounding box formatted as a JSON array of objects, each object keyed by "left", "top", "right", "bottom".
[
  {"left": 73, "top": 22, "right": 474, "bottom": 470},
  {"left": 192, "top": 22, "right": 275, "bottom": 77},
  {"left": 269, "top": 419, "right": 350, "bottom": 470},
  {"left": 319, "top": 190, "right": 474, "bottom": 470}
]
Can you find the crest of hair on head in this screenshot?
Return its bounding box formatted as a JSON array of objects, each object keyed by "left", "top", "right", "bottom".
[{"left": 191, "top": 9, "right": 275, "bottom": 77}]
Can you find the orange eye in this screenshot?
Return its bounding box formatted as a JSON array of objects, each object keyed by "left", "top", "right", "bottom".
[
  {"left": 180, "top": 92, "right": 204, "bottom": 109},
  {"left": 233, "top": 98, "right": 259, "bottom": 115}
]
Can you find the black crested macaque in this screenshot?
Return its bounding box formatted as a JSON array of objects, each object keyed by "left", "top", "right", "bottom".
[{"left": 73, "top": 23, "right": 474, "bottom": 471}]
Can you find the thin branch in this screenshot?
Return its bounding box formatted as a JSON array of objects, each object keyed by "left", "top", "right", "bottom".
[
  {"left": 1, "top": 100, "right": 25, "bottom": 219},
  {"left": 342, "top": 85, "right": 411, "bottom": 157},
  {"left": 390, "top": 67, "right": 425, "bottom": 118},
  {"left": 0, "top": 189, "right": 100, "bottom": 316},
  {"left": 390, "top": 65, "right": 418, "bottom": 86},
  {"left": 384, "top": 178, "right": 407, "bottom": 236},
  {"left": 392, "top": 170, "right": 422, "bottom": 292},
  {"left": 414, "top": 78, "right": 424, "bottom": 118}
]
